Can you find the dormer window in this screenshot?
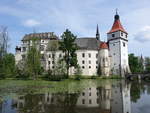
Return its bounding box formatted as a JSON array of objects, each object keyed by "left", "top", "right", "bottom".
[{"left": 112, "top": 34, "right": 115, "bottom": 37}]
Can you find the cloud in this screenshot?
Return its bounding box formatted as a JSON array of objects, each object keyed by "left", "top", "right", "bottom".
[
  {"left": 23, "top": 19, "right": 41, "bottom": 27},
  {"left": 134, "top": 26, "right": 150, "bottom": 42}
]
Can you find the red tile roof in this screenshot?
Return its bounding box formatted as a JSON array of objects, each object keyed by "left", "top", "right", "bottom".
[
  {"left": 107, "top": 16, "right": 127, "bottom": 34},
  {"left": 100, "top": 42, "right": 108, "bottom": 49}
]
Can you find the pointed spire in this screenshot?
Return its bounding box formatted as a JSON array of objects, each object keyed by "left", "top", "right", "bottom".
[
  {"left": 107, "top": 10, "right": 127, "bottom": 34},
  {"left": 96, "top": 24, "right": 100, "bottom": 40}
]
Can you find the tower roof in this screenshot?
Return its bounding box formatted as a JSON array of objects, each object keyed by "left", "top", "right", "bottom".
[
  {"left": 100, "top": 42, "right": 108, "bottom": 49},
  {"left": 107, "top": 11, "right": 127, "bottom": 34}
]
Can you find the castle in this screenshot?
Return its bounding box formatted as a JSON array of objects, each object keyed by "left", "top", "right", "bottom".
[{"left": 15, "top": 12, "right": 130, "bottom": 77}]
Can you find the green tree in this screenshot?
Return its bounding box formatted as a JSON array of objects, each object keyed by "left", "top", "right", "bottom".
[
  {"left": 47, "top": 40, "right": 59, "bottom": 76},
  {"left": 145, "top": 57, "right": 150, "bottom": 73},
  {"left": 0, "top": 53, "right": 15, "bottom": 78},
  {"left": 129, "top": 53, "right": 143, "bottom": 73},
  {"left": 59, "top": 29, "right": 78, "bottom": 78},
  {"left": 25, "top": 38, "right": 41, "bottom": 79}
]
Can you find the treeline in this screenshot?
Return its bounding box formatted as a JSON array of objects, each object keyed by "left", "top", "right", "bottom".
[
  {"left": 129, "top": 53, "right": 150, "bottom": 74},
  {"left": 0, "top": 28, "right": 82, "bottom": 80}
]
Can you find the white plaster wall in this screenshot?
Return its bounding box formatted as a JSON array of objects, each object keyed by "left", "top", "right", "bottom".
[{"left": 108, "top": 31, "right": 129, "bottom": 76}]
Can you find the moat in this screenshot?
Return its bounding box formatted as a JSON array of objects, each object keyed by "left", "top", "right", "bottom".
[{"left": 0, "top": 79, "right": 150, "bottom": 113}]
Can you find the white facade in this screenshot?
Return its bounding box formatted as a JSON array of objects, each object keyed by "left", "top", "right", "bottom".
[
  {"left": 108, "top": 31, "right": 130, "bottom": 76},
  {"left": 15, "top": 13, "right": 130, "bottom": 77}
]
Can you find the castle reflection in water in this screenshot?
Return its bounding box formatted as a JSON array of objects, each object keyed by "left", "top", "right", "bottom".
[{"left": 8, "top": 81, "right": 131, "bottom": 113}]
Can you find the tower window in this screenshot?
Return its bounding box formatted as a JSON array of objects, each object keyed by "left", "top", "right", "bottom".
[
  {"left": 89, "top": 66, "right": 91, "bottom": 69},
  {"left": 82, "top": 66, "right": 85, "bottom": 69},
  {"left": 121, "top": 32, "right": 123, "bottom": 36},
  {"left": 113, "top": 44, "right": 115, "bottom": 46},
  {"left": 112, "top": 34, "right": 115, "bottom": 37},
  {"left": 126, "top": 34, "right": 127, "bottom": 38},
  {"left": 123, "top": 42, "right": 125, "bottom": 47},
  {"left": 96, "top": 53, "right": 98, "bottom": 58}
]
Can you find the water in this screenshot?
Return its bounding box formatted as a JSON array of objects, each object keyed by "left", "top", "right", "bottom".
[{"left": 0, "top": 80, "right": 150, "bottom": 113}]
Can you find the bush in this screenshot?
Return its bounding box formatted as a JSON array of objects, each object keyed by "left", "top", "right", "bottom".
[
  {"left": 74, "top": 74, "right": 82, "bottom": 80},
  {"left": 91, "top": 75, "right": 97, "bottom": 79}
]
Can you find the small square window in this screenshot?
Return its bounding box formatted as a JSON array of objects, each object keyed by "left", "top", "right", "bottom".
[
  {"left": 121, "top": 32, "right": 123, "bottom": 36},
  {"left": 89, "top": 66, "right": 91, "bottom": 69},
  {"left": 113, "top": 44, "right": 115, "bottom": 46},
  {"left": 112, "top": 34, "right": 115, "bottom": 37},
  {"left": 82, "top": 66, "right": 85, "bottom": 69}
]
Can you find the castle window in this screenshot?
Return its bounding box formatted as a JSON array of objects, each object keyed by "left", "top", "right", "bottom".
[
  {"left": 123, "top": 42, "right": 125, "bottom": 47},
  {"left": 89, "top": 66, "right": 91, "bottom": 68},
  {"left": 52, "top": 61, "right": 54, "bottom": 64},
  {"left": 89, "top": 60, "right": 91, "bottom": 64},
  {"left": 82, "top": 53, "right": 85, "bottom": 58},
  {"left": 52, "top": 66, "right": 54, "bottom": 69},
  {"left": 52, "top": 54, "right": 55, "bottom": 58},
  {"left": 121, "top": 32, "right": 123, "bottom": 36},
  {"left": 82, "top": 92, "right": 85, "bottom": 96},
  {"left": 59, "top": 54, "right": 62, "bottom": 58},
  {"left": 96, "top": 61, "right": 98, "bottom": 64},
  {"left": 22, "top": 47, "right": 26, "bottom": 52},
  {"left": 126, "top": 34, "right": 127, "bottom": 38},
  {"left": 89, "top": 99, "right": 92, "bottom": 104},
  {"left": 88, "top": 53, "right": 91, "bottom": 58},
  {"left": 89, "top": 92, "right": 91, "bottom": 96},
  {"left": 112, "top": 34, "right": 115, "bottom": 37},
  {"left": 48, "top": 61, "right": 51, "bottom": 65},
  {"left": 113, "top": 44, "right": 115, "bottom": 46},
  {"left": 82, "top": 66, "right": 85, "bottom": 69},
  {"left": 82, "top": 60, "right": 85, "bottom": 64},
  {"left": 113, "top": 53, "right": 116, "bottom": 55},
  {"left": 96, "top": 53, "right": 98, "bottom": 58},
  {"left": 96, "top": 66, "right": 98, "bottom": 68},
  {"left": 40, "top": 45, "right": 44, "bottom": 51},
  {"left": 82, "top": 99, "right": 85, "bottom": 104},
  {"left": 49, "top": 54, "right": 51, "bottom": 58}
]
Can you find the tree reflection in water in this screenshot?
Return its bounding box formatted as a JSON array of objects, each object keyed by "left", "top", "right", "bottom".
[{"left": 1, "top": 80, "right": 150, "bottom": 113}]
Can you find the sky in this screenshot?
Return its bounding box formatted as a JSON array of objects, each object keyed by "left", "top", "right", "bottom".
[{"left": 0, "top": 0, "right": 150, "bottom": 56}]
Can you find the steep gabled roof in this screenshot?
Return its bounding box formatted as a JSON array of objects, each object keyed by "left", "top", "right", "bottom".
[{"left": 107, "top": 13, "right": 127, "bottom": 34}]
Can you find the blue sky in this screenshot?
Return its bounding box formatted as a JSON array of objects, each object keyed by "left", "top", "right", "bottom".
[{"left": 0, "top": 0, "right": 150, "bottom": 56}]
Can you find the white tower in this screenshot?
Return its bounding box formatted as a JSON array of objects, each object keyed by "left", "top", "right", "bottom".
[
  {"left": 107, "top": 11, "right": 130, "bottom": 77},
  {"left": 98, "top": 42, "right": 110, "bottom": 76}
]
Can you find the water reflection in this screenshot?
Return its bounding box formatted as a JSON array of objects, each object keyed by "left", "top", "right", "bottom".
[{"left": 1, "top": 80, "right": 150, "bottom": 113}]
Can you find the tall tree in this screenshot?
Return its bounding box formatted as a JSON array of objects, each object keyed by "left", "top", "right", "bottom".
[
  {"left": 0, "top": 26, "right": 9, "bottom": 58},
  {"left": 25, "top": 38, "right": 41, "bottom": 79},
  {"left": 59, "top": 29, "right": 78, "bottom": 77}
]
